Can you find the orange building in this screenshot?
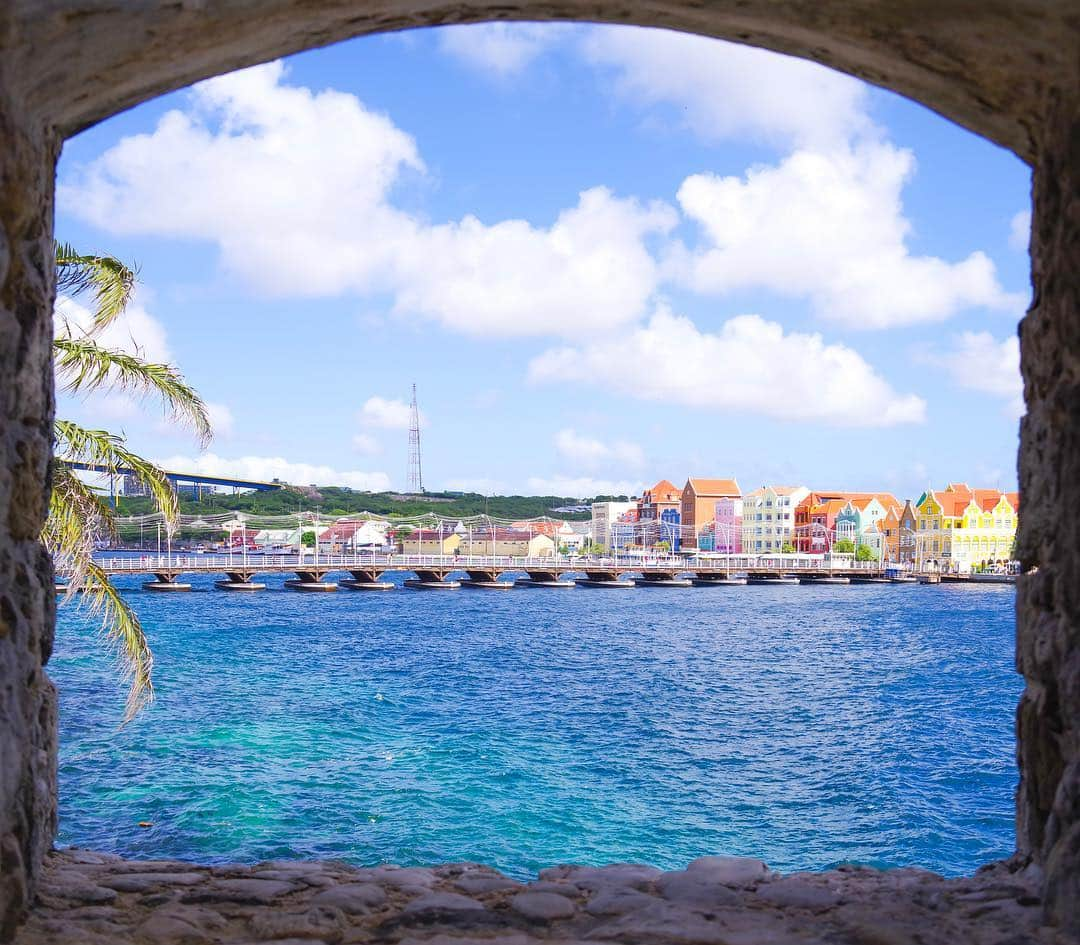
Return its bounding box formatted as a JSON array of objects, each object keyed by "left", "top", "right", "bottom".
[
  {"left": 879, "top": 499, "right": 919, "bottom": 563},
  {"left": 794, "top": 491, "right": 901, "bottom": 552},
  {"left": 681, "top": 477, "right": 740, "bottom": 549}
]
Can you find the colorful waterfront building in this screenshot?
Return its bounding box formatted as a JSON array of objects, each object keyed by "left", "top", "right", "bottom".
[
  {"left": 681, "top": 477, "right": 741, "bottom": 549},
  {"left": 636, "top": 480, "right": 682, "bottom": 549},
  {"left": 879, "top": 499, "right": 919, "bottom": 564},
  {"left": 590, "top": 500, "right": 636, "bottom": 549},
  {"left": 713, "top": 496, "right": 743, "bottom": 554},
  {"left": 915, "top": 484, "right": 1019, "bottom": 571},
  {"left": 740, "top": 485, "right": 810, "bottom": 553},
  {"left": 461, "top": 528, "right": 555, "bottom": 557},
  {"left": 398, "top": 528, "right": 463, "bottom": 555},
  {"left": 795, "top": 491, "right": 900, "bottom": 552},
  {"left": 834, "top": 494, "right": 900, "bottom": 557}
]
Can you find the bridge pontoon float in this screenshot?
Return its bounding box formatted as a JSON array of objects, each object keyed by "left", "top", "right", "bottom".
[
  {"left": 634, "top": 574, "right": 693, "bottom": 587},
  {"left": 460, "top": 570, "right": 513, "bottom": 590},
  {"left": 691, "top": 574, "right": 747, "bottom": 586},
  {"left": 746, "top": 575, "right": 799, "bottom": 586},
  {"left": 341, "top": 569, "right": 394, "bottom": 590},
  {"left": 143, "top": 572, "right": 192, "bottom": 592},
  {"left": 215, "top": 571, "right": 266, "bottom": 591},
  {"left": 284, "top": 570, "right": 338, "bottom": 592},
  {"left": 404, "top": 569, "right": 461, "bottom": 590},
  {"left": 517, "top": 570, "right": 576, "bottom": 588},
  {"left": 576, "top": 570, "right": 634, "bottom": 588},
  {"left": 799, "top": 575, "right": 851, "bottom": 585}
]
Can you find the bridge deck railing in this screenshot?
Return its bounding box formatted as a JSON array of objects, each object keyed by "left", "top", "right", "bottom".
[{"left": 59, "top": 552, "right": 893, "bottom": 578}]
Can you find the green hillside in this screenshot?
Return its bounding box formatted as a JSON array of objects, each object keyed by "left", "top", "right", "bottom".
[{"left": 114, "top": 486, "right": 632, "bottom": 521}]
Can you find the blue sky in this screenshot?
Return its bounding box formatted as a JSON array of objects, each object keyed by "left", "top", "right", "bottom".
[{"left": 54, "top": 23, "right": 1032, "bottom": 499}]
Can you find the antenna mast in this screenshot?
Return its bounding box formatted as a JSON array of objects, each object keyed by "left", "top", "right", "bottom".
[{"left": 407, "top": 383, "right": 424, "bottom": 494}]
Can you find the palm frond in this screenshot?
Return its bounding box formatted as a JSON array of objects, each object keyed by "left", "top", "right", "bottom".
[
  {"left": 44, "top": 464, "right": 117, "bottom": 586},
  {"left": 54, "top": 420, "right": 179, "bottom": 528},
  {"left": 54, "top": 338, "right": 213, "bottom": 447},
  {"left": 81, "top": 562, "right": 155, "bottom": 721},
  {"left": 45, "top": 467, "right": 153, "bottom": 721},
  {"left": 54, "top": 242, "right": 137, "bottom": 333}
]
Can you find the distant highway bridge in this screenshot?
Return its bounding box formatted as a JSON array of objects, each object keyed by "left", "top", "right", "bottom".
[{"left": 52, "top": 552, "right": 947, "bottom": 592}]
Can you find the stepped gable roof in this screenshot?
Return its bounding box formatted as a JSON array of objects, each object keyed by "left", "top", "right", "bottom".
[
  {"left": 1007, "top": 491, "right": 1020, "bottom": 511},
  {"left": 686, "top": 477, "right": 741, "bottom": 496},
  {"left": 644, "top": 479, "right": 681, "bottom": 503}
]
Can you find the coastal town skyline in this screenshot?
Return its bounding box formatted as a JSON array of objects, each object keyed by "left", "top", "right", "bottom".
[{"left": 54, "top": 23, "right": 1030, "bottom": 501}]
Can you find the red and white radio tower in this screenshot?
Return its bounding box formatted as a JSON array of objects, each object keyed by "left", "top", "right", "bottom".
[{"left": 407, "top": 383, "right": 424, "bottom": 494}]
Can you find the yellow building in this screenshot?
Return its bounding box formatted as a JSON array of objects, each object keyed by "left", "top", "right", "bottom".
[
  {"left": 915, "top": 484, "right": 1018, "bottom": 571},
  {"left": 460, "top": 529, "right": 555, "bottom": 557},
  {"left": 398, "top": 529, "right": 463, "bottom": 555}
]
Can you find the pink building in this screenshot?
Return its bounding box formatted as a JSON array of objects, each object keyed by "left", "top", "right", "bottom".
[{"left": 714, "top": 497, "right": 743, "bottom": 553}]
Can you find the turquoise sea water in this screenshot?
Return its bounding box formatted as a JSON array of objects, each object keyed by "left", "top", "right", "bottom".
[{"left": 53, "top": 575, "right": 1019, "bottom": 878}]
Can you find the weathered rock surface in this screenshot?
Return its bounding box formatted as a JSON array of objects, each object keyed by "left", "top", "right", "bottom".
[{"left": 11, "top": 849, "right": 1070, "bottom": 944}]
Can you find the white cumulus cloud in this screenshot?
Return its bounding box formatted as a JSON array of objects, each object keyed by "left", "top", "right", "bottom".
[
  {"left": 525, "top": 475, "right": 644, "bottom": 498},
  {"left": 351, "top": 433, "right": 382, "bottom": 455},
  {"left": 554, "top": 429, "right": 644, "bottom": 470},
  {"left": 529, "top": 306, "right": 926, "bottom": 427},
  {"left": 675, "top": 142, "right": 1021, "bottom": 329},
  {"left": 437, "top": 23, "right": 565, "bottom": 76},
  {"left": 152, "top": 453, "right": 392, "bottom": 491},
  {"left": 204, "top": 402, "right": 234, "bottom": 439},
  {"left": 1010, "top": 209, "right": 1032, "bottom": 253},
  {"left": 582, "top": 27, "right": 871, "bottom": 151},
  {"left": 59, "top": 61, "right": 671, "bottom": 339},
  {"left": 394, "top": 187, "right": 675, "bottom": 338},
  {"left": 931, "top": 331, "right": 1024, "bottom": 417},
  {"left": 55, "top": 293, "right": 172, "bottom": 363},
  {"left": 358, "top": 396, "right": 415, "bottom": 430}
]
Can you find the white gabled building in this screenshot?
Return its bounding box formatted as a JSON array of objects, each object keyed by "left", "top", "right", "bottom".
[{"left": 741, "top": 485, "right": 810, "bottom": 554}]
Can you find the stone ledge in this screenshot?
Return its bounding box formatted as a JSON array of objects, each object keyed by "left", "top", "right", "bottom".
[{"left": 11, "top": 849, "right": 1071, "bottom": 944}]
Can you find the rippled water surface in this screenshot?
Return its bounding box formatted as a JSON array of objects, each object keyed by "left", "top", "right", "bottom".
[{"left": 53, "top": 576, "right": 1019, "bottom": 877}]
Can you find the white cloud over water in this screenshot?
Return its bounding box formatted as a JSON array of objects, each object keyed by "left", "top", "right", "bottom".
[
  {"left": 59, "top": 61, "right": 672, "bottom": 340},
  {"left": 152, "top": 452, "right": 392, "bottom": 491},
  {"left": 582, "top": 27, "right": 871, "bottom": 151},
  {"left": 931, "top": 331, "right": 1024, "bottom": 418},
  {"left": 525, "top": 475, "right": 644, "bottom": 498},
  {"left": 437, "top": 23, "right": 565, "bottom": 76},
  {"left": 554, "top": 429, "right": 644, "bottom": 470},
  {"left": 358, "top": 396, "right": 415, "bottom": 430},
  {"left": 530, "top": 306, "right": 926, "bottom": 426},
  {"left": 674, "top": 143, "right": 1021, "bottom": 328}
]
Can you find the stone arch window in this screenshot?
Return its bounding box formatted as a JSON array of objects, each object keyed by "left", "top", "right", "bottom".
[{"left": 0, "top": 1, "right": 1077, "bottom": 938}]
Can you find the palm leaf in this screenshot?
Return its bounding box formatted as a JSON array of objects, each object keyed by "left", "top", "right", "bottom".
[
  {"left": 80, "top": 562, "right": 155, "bottom": 721},
  {"left": 54, "top": 242, "right": 137, "bottom": 333},
  {"left": 54, "top": 420, "right": 179, "bottom": 528},
  {"left": 54, "top": 338, "right": 212, "bottom": 447},
  {"left": 45, "top": 466, "right": 153, "bottom": 721}
]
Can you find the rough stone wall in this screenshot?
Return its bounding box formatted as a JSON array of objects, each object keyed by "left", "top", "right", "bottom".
[
  {"left": 1016, "top": 86, "right": 1080, "bottom": 931},
  {"left": 0, "top": 0, "right": 1078, "bottom": 939},
  {"left": 0, "top": 59, "right": 60, "bottom": 941}
]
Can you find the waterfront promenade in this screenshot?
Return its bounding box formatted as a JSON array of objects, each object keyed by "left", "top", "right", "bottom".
[{"left": 58, "top": 552, "right": 1013, "bottom": 592}]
